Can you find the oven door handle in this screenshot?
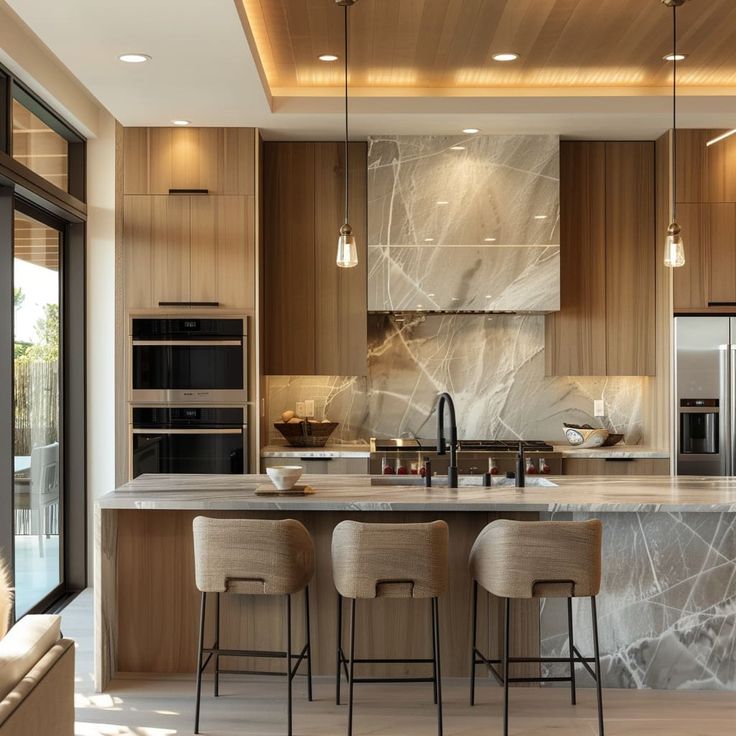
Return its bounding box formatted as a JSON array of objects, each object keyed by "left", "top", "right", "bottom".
[
  {"left": 131, "top": 340, "right": 243, "bottom": 347},
  {"left": 132, "top": 428, "right": 243, "bottom": 435}
]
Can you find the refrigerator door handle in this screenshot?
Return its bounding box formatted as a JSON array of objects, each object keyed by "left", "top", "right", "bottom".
[
  {"left": 719, "top": 345, "right": 731, "bottom": 476},
  {"left": 730, "top": 344, "right": 736, "bottom": 478}
]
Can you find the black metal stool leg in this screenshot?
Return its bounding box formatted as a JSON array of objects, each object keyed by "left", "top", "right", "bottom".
[
  {"left": 591, "top": 596, "right": 605, "bottom": 736},
  {"left": 336, "top": 592, "right": 343, "bottom": 705},
  {"left": 214, "top": 592, "right": 221, "bottom": 697},
  {"left": 470, "top": 579, "right": 478, "bottom": 706},
  {"left": 194, "top": 591, "right": 206, "bottom": 734},
  {"left": 305, "top": 585, "right": 313, "bottom": 702},
  {"left": 433, "top": 597, "right": 443, "bottom": 736},
  {"left": 431, "top": 598, "right": 438, "bottom": 705},
  {"left": 348, "top": 598, "right": 356, "bottom": 736},
  {"left": 286, "top": 593, "right": 293, "bottom": 736},
  {"left": 567, "top": 596, "right": 576, "bottom": 706},
  {"left": 503, "top": 597, "right": 510, "bottom": 736}
]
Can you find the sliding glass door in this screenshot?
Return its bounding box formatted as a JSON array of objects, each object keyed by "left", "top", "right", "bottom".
[{"left": 12, "top": 209, "right": 63, "bottom": 616}]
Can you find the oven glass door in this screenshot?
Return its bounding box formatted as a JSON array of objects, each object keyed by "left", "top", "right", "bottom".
[{"left": 131, "top": 428, "right": 245, "bottom": 478}]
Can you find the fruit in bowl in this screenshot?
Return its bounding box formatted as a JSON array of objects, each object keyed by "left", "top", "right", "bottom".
[{"left": 266, "top": 465, "right": 303, "bottom": 491}]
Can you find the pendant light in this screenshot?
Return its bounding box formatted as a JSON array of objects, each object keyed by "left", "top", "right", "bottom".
[
  {"left": 663, "top": 0, "right": 686, "bottom": 268},
  {"left": 336, "top": 0, "right": 359, "bottom": 268}
]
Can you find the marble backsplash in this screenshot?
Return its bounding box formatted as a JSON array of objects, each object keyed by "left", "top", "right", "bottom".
[
  {"left": 367, "top": 135, "right": 560, "bottom": 312},
  {"left": 266, "top": 313, "right": 650, "bottom": 445}
]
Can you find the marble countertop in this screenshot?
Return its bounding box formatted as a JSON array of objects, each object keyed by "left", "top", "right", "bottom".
[
  {"left": 261, "top": 444, "right": 371, "bottom": 458},
  {"left": 100, "top": 473, "right": 736, "bottom": 513},
  {"left": 553, "top": 445, "right": 670, "bottom": 459}
]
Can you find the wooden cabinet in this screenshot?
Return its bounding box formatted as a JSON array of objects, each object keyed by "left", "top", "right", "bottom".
[
  {"left": 123, "top": 194, "right": 253, "bottom": 310},
  {"left": 706, "top": 203, "right": 736, "bottom": 306},
  {"left": 562, "top": 458, "right": 670, "bottom": 476},
  {"left": 675, "top": 129, "right": 736, "bottom": 204},
  {"left": 673, "top": 203, "right": 707, "bottom": 311},
  {"left": 123, "top": 128, "right": 254, "bottom": 196},
  {"left": 261, "top": 456, "right": 369, "bottom": 474},
  {"left": 546, "top": 142, "right": 655, "bottom": 376},
  {"left": 263, "top": 141, "right": 367, "bottom": 376}
]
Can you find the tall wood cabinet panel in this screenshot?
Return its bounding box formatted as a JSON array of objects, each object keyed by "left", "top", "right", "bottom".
[
  {"left": 123, "top": 195, "right": 153, "bottom": 309},
  {"left": 707, "top": 203, "right": 736, "bottom": 305},
  {"left": 604, "top": 142, "right": 655, "bottom": 376},
  {"left": 263, "top": 141, "right": 367, "bottom": 376},
  {"left": 673, "top": 204, "right": 707, "bottom": 311},
  {"left": 151, "top": 196, "right": 191, "bottom": 306},
  {"left": 123, "top": 128, "right": 255, "bottom": 196},
  {"left": 545, "top": 142, "right": 607, "bottom": 376},
  {"left": 675, "top": 129, "right": 736, "bottom": 204}
]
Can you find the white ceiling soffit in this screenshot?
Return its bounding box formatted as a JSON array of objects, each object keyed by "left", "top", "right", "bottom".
[{"left": 5, "top": 0, "right": 736, "bottom": 140}]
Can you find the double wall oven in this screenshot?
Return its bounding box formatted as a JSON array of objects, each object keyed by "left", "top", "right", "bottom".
[{"left": 129, "top": 316, "right": 248, "bottom": 478}]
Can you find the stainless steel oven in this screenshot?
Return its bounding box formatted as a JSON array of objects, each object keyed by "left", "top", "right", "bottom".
[
  {"left": 130, "top": 406, "right": 247, "bottom": 478},
  {"left": 130, "top": 317, "right": 247, "bottom": 404}
]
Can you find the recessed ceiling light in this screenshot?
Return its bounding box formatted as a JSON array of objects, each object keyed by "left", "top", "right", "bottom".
[
  {"left": 424, "top": 237, "right": 435, "bottom": 242},
  {"left": 492, "top": 52, "right": 519, "bottom": 62},
  {"left": 436, "top": 200, "right": 449, "bottom": 205},
  {"left": 663, "top": 53, "right": 688, "bottom": 62},
  {"left": 450, "top": 145, "right": 465, "bottom": 151},
  {"left": 484, "top": 237, "right": 497, "bottom": 242},
  {"left": 462, "top": 128, "right": 480, "bottom": 134},
  {"left": 319, "top": 54, "right": 339, "bottom": 62},
  {"left": 172, "top": 120, "right": 191, "bottom": 126},
  {"left": 119, "top": 53, "right": 151, "bottom": 63},
  {"left": 533, "top": 214, "right": 548, "bottom": 220}
]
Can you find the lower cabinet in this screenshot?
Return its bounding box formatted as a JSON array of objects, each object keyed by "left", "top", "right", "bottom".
[
  {"left": 562, "top": 458, "right": 670, "bottom": 476},
  {"left": 261, "top": 456, "right": 369, "bottom": 474}
]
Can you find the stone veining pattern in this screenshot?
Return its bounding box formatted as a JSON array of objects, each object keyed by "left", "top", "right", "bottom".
[
  {"left": 367, "top": 135, "right": 560, "bottom": 312},
  {"left": 541, "top": 512, "right": 736, "bottom": 690},
  {"left": 267, "top": 314, "right": 648, "bottom": 445}
]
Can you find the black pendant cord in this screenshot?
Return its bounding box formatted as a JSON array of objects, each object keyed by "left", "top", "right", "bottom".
[
  {"left": 343, "top": 3, "right": 350, "bottom": 227},
  {"left": 672, "top": 2, "right": 677, "bottom": 223}
]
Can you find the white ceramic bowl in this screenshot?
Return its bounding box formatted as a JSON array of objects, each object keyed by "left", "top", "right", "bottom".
[{"left": 266, "top": 465, "right": 304, "bottom": 491}]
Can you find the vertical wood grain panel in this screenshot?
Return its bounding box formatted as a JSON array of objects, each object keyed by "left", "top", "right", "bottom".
[
  {"left": 148, "top": 128, "right": 173, "bottom": 194},
  {"left": 151, "top": 196, "right": 191, "bottom": 305},
  {"left": 122, "top": 195, "right": 153, "bottom": 308},
  {"left": 545, "top": 141, "right": 607, "bottom": 376},
  {"left": 223, "top": 128, "right": 256, "bottom": 195},
  {"left": 263, "top": 142, "right": 316, "bottom": 374},
  {"left": 122, "top": 128, "right": 149, "bottom": 194},
  {"left": 707, "top": 203, "right": 736, "bottom": 304},
  {"left": 673, "top": 203, "right": 707, "bottom": 311},
  {"left": 605, "top": 142, "right": 655, "bottom": 376},
  {"left": 189, "top": 196, "right": 218, "bottom": 303},
  {"left": 675, "top": 129, "right": 708, "bottom": 204},
  {"left": 706, "top": 130, "right": 736, "bottom": 203},
  {"left": 314, "top": 142, "right": 368, "bottom": 376}
]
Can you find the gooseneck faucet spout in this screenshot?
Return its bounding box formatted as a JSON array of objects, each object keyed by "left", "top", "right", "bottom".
[{"left": 436, "top": 392, "right": 458, "bottom": 488}]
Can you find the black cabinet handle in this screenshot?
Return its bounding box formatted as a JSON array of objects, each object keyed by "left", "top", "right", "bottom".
[
  {"left": 158, "top": 301, "right": 220, "bottom": 307},
  {"left": 168, "top": 188, "right": 209, "bottom": 195},
  {"left": 300, "top": 456, "right": 333, "bottom": 462},
  {"left": 708, "top": 302, "right": 736, "bottom": 307},
  {"left": 604, "top": 457, "right": 635, "bottom": 462}
]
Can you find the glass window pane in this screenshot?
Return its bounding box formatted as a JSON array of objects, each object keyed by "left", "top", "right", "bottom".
[
  {"left": 12, "top": 99, "right": 69, "bottom": 192},
  {"left": 13, "top": 212, "right": 61, "bottom": 616}
]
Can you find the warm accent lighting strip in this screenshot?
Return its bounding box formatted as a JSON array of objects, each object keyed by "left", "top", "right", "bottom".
[{"left": 706, "top": 129, "right": 736, "bottom": 147}]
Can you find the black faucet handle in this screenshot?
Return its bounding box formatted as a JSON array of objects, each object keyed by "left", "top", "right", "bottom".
[{"left": 438, "top": 436, "right": 446, "bottom": 455}]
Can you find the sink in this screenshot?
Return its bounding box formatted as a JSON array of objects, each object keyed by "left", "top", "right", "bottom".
[{"left": 371, "top": 475, "right": 558, "bottom": 488}]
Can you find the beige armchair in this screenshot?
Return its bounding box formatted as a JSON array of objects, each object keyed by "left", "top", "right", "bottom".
[{"left": 0, "top": 614, "right": 75, "bottom": 736}]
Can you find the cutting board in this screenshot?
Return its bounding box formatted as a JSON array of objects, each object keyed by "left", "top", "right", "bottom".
[{"left": 255, "top": 484, "right": 316, "bottom": 496}]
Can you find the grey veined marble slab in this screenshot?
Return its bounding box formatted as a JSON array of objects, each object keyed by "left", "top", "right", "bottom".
[{"left": 367, "top": 134, "right": 560, "bottom": 312}]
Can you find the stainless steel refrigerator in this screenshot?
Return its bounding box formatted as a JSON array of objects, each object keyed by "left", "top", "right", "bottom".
[{"left": 675, "top": 316, "right": 736, "bottom": 475}]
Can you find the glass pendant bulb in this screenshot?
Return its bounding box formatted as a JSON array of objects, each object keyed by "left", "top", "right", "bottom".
[
  {"left": 336, "top": 223, "right": 358, "bottom": 268},
  {"left": 664, "top": 222, "right": 685, "bottom": 268}
]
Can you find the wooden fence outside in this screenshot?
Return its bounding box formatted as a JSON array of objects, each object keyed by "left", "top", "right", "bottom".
[{"left": 13, "top": 361, "right": 59, "bottom": 457}]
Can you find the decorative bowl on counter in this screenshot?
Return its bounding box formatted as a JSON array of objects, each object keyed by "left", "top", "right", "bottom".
[
  {"left": 266, "top": 465, "right": 303, "bottom": 491},
  {"left": 563, "top": 423, "right": 609, "bottom": 448},
  {"left": 274, "top": 421, "right": 339, "bottom": 447}
]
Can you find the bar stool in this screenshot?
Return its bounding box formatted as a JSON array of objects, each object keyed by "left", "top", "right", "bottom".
[
  {"left": 468, "top": 519, "right": 604, "bottom": 736},
  {"left": 192, "top": 516, "right": 315, "bottom": 735},
  {"left": 332, "top": 520, "right": 449, "bottom": 736}
]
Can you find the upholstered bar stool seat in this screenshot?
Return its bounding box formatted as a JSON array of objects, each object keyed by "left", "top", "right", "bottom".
[
  {"left": 332, "top": 520, "right": 449, "bottom": 736},
  {"left": 192, "top": 517, "right": 315, "bottom": 736},
  {"left": 468, "top": 519, "right": 605, "bottom": 736}
]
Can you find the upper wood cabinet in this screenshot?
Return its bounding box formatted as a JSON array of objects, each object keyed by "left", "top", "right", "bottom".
[
  {"left": 123, "top": 128, "right": 255, "bottom": 196},
  {"left": 262, "top": 141, "right": 367, "bottom": 376},
  {"left": 675, "top": 129, "right": 736, "bottom": 204},
  {"left": 546, "top": 141, "right": 655, "bottom": 377}
]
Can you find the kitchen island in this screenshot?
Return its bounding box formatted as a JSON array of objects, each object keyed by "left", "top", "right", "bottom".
[{"left": 96, "top": 474, "right": 736, "bottom": 692}]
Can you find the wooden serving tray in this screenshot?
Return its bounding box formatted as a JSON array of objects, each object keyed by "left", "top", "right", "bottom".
[{"left": 255, "top": 484, "right": 316, "bottom": 496}]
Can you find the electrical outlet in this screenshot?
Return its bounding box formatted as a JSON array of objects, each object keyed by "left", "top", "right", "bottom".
[
  {"left": 295, "top": 401, "right": 306, "bottom": 418},
  {"left": 304, "top": 399, "right": 315, "bottom": 418},
  {"left": 594, "top": 399, "right": 605, "bottom": 417}
]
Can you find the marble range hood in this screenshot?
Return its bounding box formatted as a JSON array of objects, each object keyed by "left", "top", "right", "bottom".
[{"left": 367, "top": 134, "right": 560, "bottom": 313}]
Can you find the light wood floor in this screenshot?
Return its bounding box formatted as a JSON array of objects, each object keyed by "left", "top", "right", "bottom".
[{"left": 64, "top": 591, "right": 736, "bottom": 736}]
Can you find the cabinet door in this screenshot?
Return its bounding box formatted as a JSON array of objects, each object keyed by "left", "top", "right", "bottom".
[
  {"left": 314, "top": 142, "right": 368, "bottom": 375},
  {"left": 707, "top": 203, "right": 736, "bottom": 306},
  {"left": 263, "top": 143, "right": 316, "bottom": 374},
  {"left": 328, "top": 458, "right": 370, "bottom": 474},
  {"left": 605, "top": 142, "right": 655, "bottom": 376},
  {"left": 190, "top": 195, "right": 254, "bottom": 309},
  {"left": 545, "top": 142, "right": 607, "bottom": 376},
  {"left": 123, "top": 195, "right": 154, "bottom": 309},
  {"left": 673, "top": 204, "right": 707, "bottom": 311},
  {"left": 562, "top": 458, "right": 669, "bottom": 476},
  {"left": 151, "top": 196, "right": 191, "bottom": 306}
]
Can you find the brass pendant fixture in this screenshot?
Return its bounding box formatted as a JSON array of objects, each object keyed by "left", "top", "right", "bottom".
[
  {"left": 336, "top": 0, "right": 359, "bottom": 269},
  {"left": 663, "top": 0, "right": 686, "bottom": 268}
]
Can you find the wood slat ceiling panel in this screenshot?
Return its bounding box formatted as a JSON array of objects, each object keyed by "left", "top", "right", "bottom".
[{"left": 241, "top": 0, "right": 736, "bottom": 91}]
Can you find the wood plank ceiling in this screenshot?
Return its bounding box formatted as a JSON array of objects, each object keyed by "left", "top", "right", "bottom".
[{"left": 239, "top": 0, "right": 736, "bottom": 94}]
